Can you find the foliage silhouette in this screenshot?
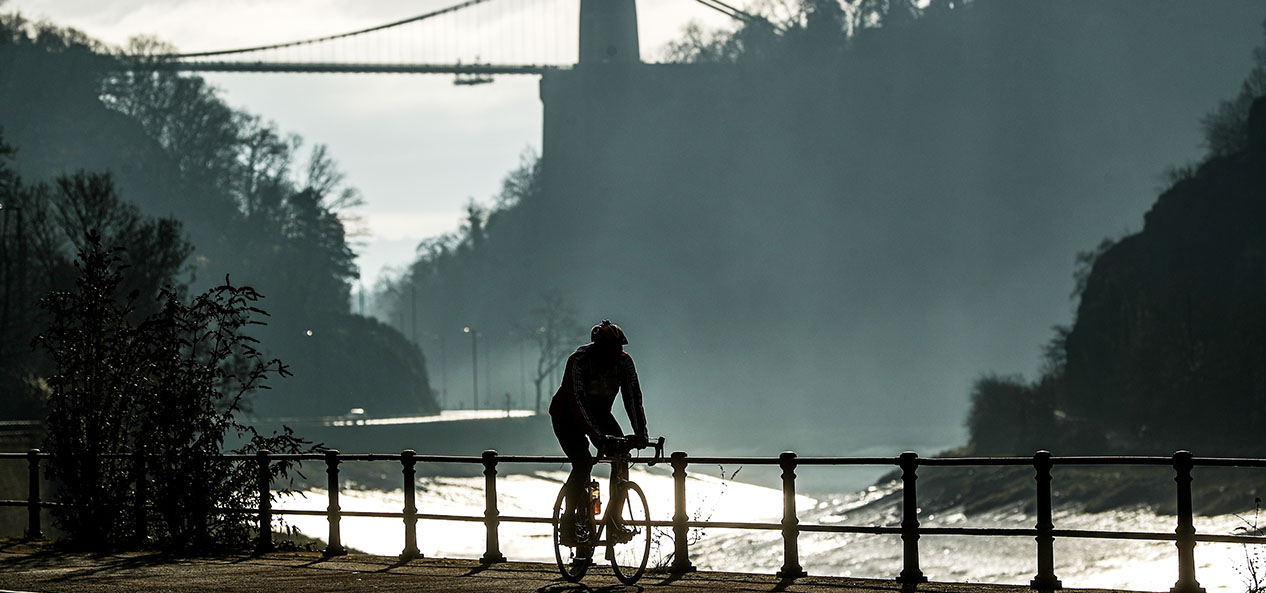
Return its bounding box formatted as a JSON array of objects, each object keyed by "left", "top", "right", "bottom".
[
  {"left": 0, "top": 145, "right": 193, "bottom": 419},
  {"left": 36, "top": 233, "right": 145, "bottom": 547},
  {"left": 37, "top": 232, "right": 311, "bottom": 550}
]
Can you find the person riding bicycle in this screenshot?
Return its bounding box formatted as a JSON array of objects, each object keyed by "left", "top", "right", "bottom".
[{"left": 549, "top": 319, "right": 649, "bottom": 545}]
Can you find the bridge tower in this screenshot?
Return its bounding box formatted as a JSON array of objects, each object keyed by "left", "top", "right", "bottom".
[{"left": 579, "top": 0, "right": 640, "bottom": 64}]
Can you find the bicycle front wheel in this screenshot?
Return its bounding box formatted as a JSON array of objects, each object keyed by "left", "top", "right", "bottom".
[
  {"left": 552, "top": 484, "right": 591, "bottom": 582},
  {"left": 608, "top": 482, "right": 652, "bottom": 584}
]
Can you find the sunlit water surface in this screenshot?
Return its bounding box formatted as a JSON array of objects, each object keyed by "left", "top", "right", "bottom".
[{"left": 276, "top": 471, "right": 1258, "bottom": 592}]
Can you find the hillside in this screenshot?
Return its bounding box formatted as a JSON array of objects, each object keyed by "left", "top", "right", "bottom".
[
  {"left": 1061, "top": 97, "right": 1266, "bottom": 456},
  {"left": 0, "top": 15, "right": 437, "bottom": 420}
]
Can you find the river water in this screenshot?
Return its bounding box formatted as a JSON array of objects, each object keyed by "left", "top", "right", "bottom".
[{"left": 275, "top": 468, "right": 1258, "bottom": 592}]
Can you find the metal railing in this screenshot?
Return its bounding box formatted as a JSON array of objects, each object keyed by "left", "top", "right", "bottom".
[{"left": 4, "top": 447, "right": 1262, "bottom": 591}]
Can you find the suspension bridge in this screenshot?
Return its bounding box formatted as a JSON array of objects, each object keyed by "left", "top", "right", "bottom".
[{"left": 133, "top": 0, "right": 760, "bottom": 81}]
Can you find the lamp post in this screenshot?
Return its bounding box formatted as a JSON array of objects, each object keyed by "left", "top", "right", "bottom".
[
  {"left": 0, "top": 202, "right": 10, "bottom": 333},
  {"left": 410, "top": 283, "right": 417, "bottom": 344},
  {"left": 518, "top": 334, "right": 526, "bottom": 409},
  {"left": 464, "top": 327, "right": 478, "bottom": 409},
  {"left": 428, "top": 333, "right": 447, "bottom": 410},
  {"left": 483, "top": 332, "right": 491, "bottom": 407},
  {"left": 422, "top": 332, "right": 448, "bottom": 410},
  {"left": 0, "top": 203, "right": 23, "bottom": 340}
]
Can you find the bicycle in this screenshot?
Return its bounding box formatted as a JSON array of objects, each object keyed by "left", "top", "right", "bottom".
[{"left": 552, "top": 434, "right": 666, "bottom": 584}]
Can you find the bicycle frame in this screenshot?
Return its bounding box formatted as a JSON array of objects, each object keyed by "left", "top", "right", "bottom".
[
  {"left": 590, "top": 437, "right": 664, "bottom": 549},
  {"left": 553, "top": 435, "right": 665, "bottom": 584}
]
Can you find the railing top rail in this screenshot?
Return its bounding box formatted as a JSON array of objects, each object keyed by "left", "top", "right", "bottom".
[
  {"left": 683, "top": 456, "right": 784, "bottom": 465},
  {"left": 1051, "top": 456, "right": 1178, "bottom": 466},
  {"left": 688, "top": 456, "right": 902, "bottom": 465},
  {"left": 1189, "top": 457, "right": 1266, "bottom": 468}
]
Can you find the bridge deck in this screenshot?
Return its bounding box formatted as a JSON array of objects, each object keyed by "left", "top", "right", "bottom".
[{"left": 0, "top": 539, "right": 1145, "bottom": 593}]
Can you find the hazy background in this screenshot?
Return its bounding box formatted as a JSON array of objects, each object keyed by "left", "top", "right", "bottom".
[
  {"left": 5, "top": 0, "right": 1265, "bottom": 456},
  {"left": 371, "top": 1, "right": 1266, "bottom": 454}
]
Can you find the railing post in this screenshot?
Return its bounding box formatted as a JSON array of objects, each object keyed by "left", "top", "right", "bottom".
[
  {"left": 324, "top": 449, "right": 346, "bottom": 557},
  {"left": 400, "top": 449, "right": 421, "bottom": 560},
  {"left": 256, "top": 449, "right": 274, "bottom": 554},
  {"left": 25, "top": 449, "right": 42, "bottom": 541},
  {"left": 896, "top": 451, "right": 927, "bottom": 585},
  {"left": 670, "top": 451, "right": 696, "bottom": 573},
  {"left": 1031, "top": 450, "right": 1061, "bottom": 591},
  {"left": 776, "top": 451, "right": 807, "bottom": 579},
  {"left": 133, "top": 449, "right": 148, "bottom": 545},
  {"left": 1170, "top": 451, "right": 1205, "bottom": 593},
  {"left": 480, "top": 449, "right": 506, "bottom": 563}
]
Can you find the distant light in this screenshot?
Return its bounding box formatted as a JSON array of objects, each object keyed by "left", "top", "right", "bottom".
[
  {"left": 463, "top": 327, "right": 471, "bottom": 333},
  {"left": 306, "top": 329, "right": 313, "bottom": 336}
]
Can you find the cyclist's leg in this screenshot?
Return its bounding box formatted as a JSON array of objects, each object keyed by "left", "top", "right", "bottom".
[
  {"left": 552, "top": 414, "right": 594, "bottom": 521},
  {"left": 590, "top": 412, "right": 629, "bottom": 514}
]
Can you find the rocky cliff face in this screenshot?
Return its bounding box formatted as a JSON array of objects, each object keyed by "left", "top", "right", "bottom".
[{"left": 1063, "top": 98, "right": 1266, "bottom": 454}]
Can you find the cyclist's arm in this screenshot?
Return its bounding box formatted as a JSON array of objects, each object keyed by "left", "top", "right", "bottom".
[
  {"left": 569, "top": 353, "right": 603, "bottom": 440},
  {"left": 619, "top": 353, "right": 649, "bottom": 440}
]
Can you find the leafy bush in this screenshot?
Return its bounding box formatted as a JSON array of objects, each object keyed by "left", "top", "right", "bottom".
[{"left": 37, "top": 232, "right": 310, "bottom": 550}]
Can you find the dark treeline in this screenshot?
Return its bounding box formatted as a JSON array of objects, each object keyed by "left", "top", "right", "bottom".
[
  {"left": 374, "top": 0, "right": 1266, "bottom": 454},
  {"left": 0, "top": 14, "right": 436, "bottom": 420},
  {"left": 967, "top": 58, "right": 1266, "bottom": 456}
]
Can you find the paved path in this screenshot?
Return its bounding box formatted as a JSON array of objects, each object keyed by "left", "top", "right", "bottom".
[{"left": 0, "top": 540, "right": 1140, "bottom": 593}]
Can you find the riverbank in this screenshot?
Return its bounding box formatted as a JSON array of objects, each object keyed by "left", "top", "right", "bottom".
[{"left": 889, "top": 458, "right": 1266, "bottom": 517}]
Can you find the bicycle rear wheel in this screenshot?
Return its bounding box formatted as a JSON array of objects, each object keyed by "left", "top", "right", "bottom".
[
  {"left": 552, "top": 484, "right": 592, "bottom": 582},
  {"left": 608, "top": 482, "right": 652, "bottom": 584}
]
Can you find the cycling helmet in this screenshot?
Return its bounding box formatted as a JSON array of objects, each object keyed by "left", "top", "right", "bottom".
[{"left": 591, "top": 319, "right": 628, "bottom": 346}]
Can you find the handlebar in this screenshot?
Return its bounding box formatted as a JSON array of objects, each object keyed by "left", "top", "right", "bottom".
[{"left": 599, "top": 435, "right": 666, "bottom": 466}]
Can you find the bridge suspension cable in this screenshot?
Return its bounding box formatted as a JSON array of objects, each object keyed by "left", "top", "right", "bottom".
[
  {"left": 693, "top": 0, "right": 756, "bottom": 22},
  {"left": 141, "top": 0, "right": 580, "bottom": 76},
  {"left": 167, "top": 0, "right": 495, "bottom": 59}
]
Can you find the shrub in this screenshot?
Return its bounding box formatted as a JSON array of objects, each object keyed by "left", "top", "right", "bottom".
[{"left": 37, "top": 231, "right": 310, "bottom": 550}]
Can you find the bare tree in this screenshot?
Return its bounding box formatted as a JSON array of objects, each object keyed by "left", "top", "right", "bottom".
[{"left": 520, "top": 294, "right": 582, "bottom": 413}]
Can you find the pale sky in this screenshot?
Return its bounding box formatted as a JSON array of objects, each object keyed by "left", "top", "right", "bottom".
[{"left": 4, "top": 0, "right": 734, "bottom": 286}]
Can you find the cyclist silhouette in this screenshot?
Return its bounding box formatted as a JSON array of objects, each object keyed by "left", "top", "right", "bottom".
[{"left": 549, "top": 320, "right": 649, "bottom": 539}]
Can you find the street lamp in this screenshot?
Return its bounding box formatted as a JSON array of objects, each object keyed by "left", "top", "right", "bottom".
[
  {"left": 422, "top": 331, "right": 448, "bottom": 410},
  {"left": 0, "top": 203, "right": 25, "bottom": 337},
  {"left": 423, "top": 332, "right": 447, "bottom": 410},
  {"left": 482, "top": 331, "right": 492, "bottom": 406},
  {"left": 518, "top": 334, "right": 526, "bottom": 410},
  {"left": 410, "top": 282, "right": 417, "bottom": 345},
  {"left": 464, "top": 326, "right": 478, "bottom": 409}
]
